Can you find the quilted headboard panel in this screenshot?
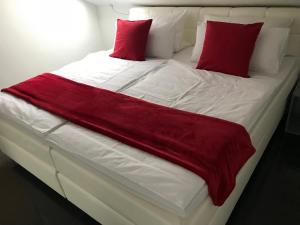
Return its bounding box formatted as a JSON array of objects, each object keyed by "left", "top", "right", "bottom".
[{"left": 130, "top": 7, "right": 300, "bottom": 57}]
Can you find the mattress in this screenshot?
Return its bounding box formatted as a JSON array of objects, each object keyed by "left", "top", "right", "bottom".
[{"left": 0, "top": 48, "right": 298, "bottom": 218}]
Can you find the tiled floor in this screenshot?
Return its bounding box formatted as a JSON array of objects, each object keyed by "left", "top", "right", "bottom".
[{"left": 0, "top": 120, "right": 299, "bottom": 225}]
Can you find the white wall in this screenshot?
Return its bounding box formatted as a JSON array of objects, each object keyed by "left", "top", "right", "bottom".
[
  {"left": 88, "top": 0, "right": 300, "bottom": 6},
  {"left": 0, "top": 0, "right": 103, "bottom": 89},
  {"left": 97, "top": 5, "right": 129, "bottom": 50}
]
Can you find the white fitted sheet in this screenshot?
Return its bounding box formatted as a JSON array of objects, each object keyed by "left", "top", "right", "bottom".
[{"left": 45, "top": 50, "right": 297, "bottom": 217}]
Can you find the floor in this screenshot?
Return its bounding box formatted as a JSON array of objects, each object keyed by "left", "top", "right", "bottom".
[
  {"left": 0, "top": 120, "right": 299, "bottom": 225},
  {"left": 227, "top": 121, "right": 300, "bottom": 225}
]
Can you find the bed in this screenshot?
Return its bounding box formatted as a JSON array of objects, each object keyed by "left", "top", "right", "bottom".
[{"left": 0, "top": 6, "right": 300, "bottom": 225}]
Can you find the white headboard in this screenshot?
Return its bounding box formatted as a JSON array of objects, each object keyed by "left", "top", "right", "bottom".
[{"left": 130, "top": 7, "right": 300, "bottom": 57}]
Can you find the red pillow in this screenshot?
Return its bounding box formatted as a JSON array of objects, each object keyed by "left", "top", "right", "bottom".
[
  {"left": 197, "top": 21, "right": 263, "bottom": 77},
  {"left": 110, "top": 19, "right": 152, "bottom": 61}
]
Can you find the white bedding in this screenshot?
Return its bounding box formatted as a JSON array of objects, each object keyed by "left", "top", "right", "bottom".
[
  {"left": 0, "top": 48, "right": 298, "bottom": 218},
  {"left": 0, "top": 92, "right": 64, "bottom": 136},
  {"left": 0, "top": 51, "right": 164, "bottom": 135}
]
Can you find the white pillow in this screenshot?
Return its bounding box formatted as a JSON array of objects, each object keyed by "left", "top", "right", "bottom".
[
  {"left": 130, "top": 10, "right": 186, "bottom": 57},
  {"left": 250, "top": 28, "right": 290, "bottom": 74},
  {"left": 145, "top": 18, "right": 176, "bottom": 59},
  {"left": 191, "top": 16, "right": 292, "bottom": 73},
  {"left": 191, "top": 22, "right": 206, "bottom": 63},
  {"left": 173, "top": 11, "right": 190, "bottom": 52}
]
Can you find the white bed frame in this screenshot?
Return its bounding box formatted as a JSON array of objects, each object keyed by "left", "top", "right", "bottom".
[{"left": 1, "top": 6, "right": 300, "bottom": 225}]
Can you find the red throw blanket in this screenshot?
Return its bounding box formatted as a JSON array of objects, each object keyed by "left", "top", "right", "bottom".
[{"left": 2, "top": 73, "right": 255, "bottom": 206}]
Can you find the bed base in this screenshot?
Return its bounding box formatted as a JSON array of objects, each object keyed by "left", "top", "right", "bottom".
[{"left": 0, "top": 121, "right": 65, "bottom": 197}]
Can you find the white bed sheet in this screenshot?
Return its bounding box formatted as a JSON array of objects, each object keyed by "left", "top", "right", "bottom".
[
  {"left": 0, "top": 51, "right": 164, "bottom": 135},
  {"left": 44, "top": 49, "right": 298, "bottom": 217},
  {"left": 0, "top": 92, "right": 64, "bottom": 136}
]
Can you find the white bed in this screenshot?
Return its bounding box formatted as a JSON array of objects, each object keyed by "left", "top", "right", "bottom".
[{"left": 0, "top": 6, "right": 300, "bottom": 225}]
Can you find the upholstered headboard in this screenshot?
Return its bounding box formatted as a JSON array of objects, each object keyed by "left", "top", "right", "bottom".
[{"left": 130, "top": 7, "right": 300, "bottom": 57}]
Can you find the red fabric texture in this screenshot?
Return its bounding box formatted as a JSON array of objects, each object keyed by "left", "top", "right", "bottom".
[
  {"left": 109, "top": 19, "right": 152, "bottom": 61},
  {"left": 197, "top": 21, "right": 263, "bottom": 77},
  {"left": 2, "top": 73, "right": 255, "bottom": 205}
]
